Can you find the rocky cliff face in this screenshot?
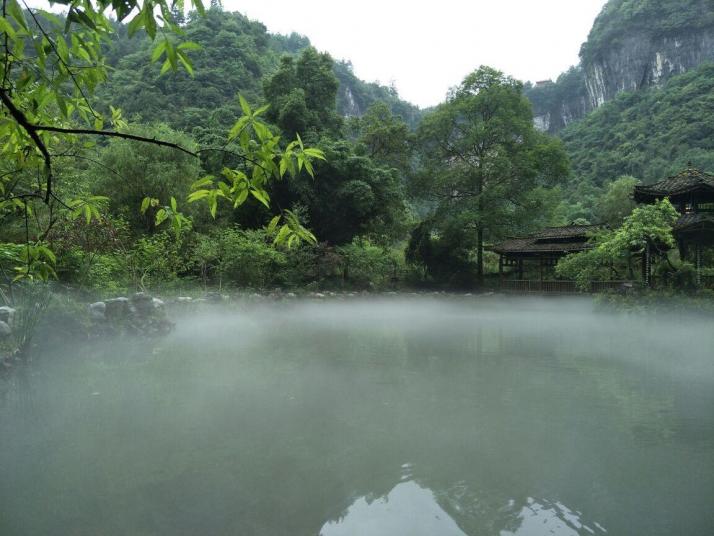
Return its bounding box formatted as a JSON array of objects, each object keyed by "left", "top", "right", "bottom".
[
  {"left": 529, "top": 0, "right": 714, "bottom": 134},
  {"left": 584, "top": 30, "right": 714, "bottom": 108},
  {"left": 531, "top": 91, "right": 591, "bottom": 134},
  {"left": 337, "top": 86, "right": 362, "bottom": 117},
  {"left": 333, "top": 61, "right": 423, "bottom": 129},
  {"left": 527, "top": 68, "right": 591, "bottom": 133}
]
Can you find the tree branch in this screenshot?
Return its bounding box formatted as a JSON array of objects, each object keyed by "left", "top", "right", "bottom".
[
  {"left": 0, "top": 87, "right": 53, "bottom": 202},
  {"left": 33, "top": 125, "right": 198, "bottom": 157},
  {"left": 197, "top": 147, "right": 271, "bottom": 174}
]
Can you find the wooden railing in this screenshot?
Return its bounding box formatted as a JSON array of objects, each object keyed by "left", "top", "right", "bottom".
[
  {"left": 701, "top": 275, "right": 714, "bottom": 289},
  {"left": 498, "top": 280, "right": 634, "bottom": 294}
]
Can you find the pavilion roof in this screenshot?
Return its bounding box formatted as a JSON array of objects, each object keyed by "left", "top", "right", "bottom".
[
  {"left": 531, "top": 224, "right": 601, "bottom": 241},
  {"left": 674, "top": 212, "right": 714, "bottom": 232},
  {"left": 634, "top": 166, "right": 714, "bottom": 202},
  {"left": 492, "top": 224, "right": 600, "bottom": 256}
]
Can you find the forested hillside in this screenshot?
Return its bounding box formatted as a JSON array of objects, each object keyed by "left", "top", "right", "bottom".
[
  {"left": 521, "top": 0, "right": 714, "bottom": 225},
  {"left": 562, "top": 63, "right": 714, "bottom": 189},
  {"left": 99, "top": 7, "right": 421, "bottom": 135},
  {"left": 527, "top": 0, "right": 714, "bottom": 133}
]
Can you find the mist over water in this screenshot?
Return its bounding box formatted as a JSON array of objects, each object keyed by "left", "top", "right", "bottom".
[{"left": 1, "top": 296, "right": 713, "bottom": 535}]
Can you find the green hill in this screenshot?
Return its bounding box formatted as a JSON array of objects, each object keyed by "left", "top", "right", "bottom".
[
  {"left": 561, "top": 63, "right": 714, "bottom": 188},
  {"left": 99, "top": 8, "right": 421, "bottom": 136}
]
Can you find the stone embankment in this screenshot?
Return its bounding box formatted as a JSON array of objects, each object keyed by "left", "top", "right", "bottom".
[
  {"left": 88, "top": 292, "right": 173, "bottom": 336},
  {"left": 0, "top": 306, "right": 15, "bottom": 340}
]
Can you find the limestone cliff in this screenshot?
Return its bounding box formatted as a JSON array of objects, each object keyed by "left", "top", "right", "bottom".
[
  {"left": 584, "top": 29, "right": 714, "bottom": 108},
  {"left": 528, "top": 0, "right": 714, "bottom": 133}
]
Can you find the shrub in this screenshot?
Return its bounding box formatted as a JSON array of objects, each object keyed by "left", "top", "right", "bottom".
[
  {"left": 337, "top": 238, "right": 402, "bottom": 289},
  {"left": 190, "top": 228, "right": 286, "bottom": 289}
]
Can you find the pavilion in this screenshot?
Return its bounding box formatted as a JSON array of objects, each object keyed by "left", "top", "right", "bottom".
[
  {"left": 492, "top": 224, "right": 600, "bottom": 280},
  {"left": 634, "top": 165, "right": 714, "bottom": 282}
]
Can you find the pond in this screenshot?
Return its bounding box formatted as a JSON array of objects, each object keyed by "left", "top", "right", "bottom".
[{"left": 1, "top": 296, "right": 713, "bottom": 535}]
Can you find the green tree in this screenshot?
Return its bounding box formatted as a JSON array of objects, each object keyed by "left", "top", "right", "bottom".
[
  {"left": 351, "top": 102, "right": 412, "bottom": 171},
  {"left": 263, "top": 47, "right": 342, "bottom": 138},
  {"left": 93, "top": 124, "right": 200, "bottom": 233},
  {"left": 594, "top": 175, "right": 639, "bottom": 227},
  {"left": 415, "top": 66, "right": 569, "bottom": 283},
  {"left": 271, "top": 139, "right": 409, "bottom": 244}
]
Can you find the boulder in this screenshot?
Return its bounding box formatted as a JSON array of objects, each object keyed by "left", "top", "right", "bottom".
[
  {"left": 0, "top": 306, "right": 15, "bottom": 325},
  {"left": 204, "top": 292, "right": 223, "bottom": 303},
  {"left": 176, "top": 296, "right": 193, "bottom": 304},
  {"left": 130, "top": 292, "right": 154, "bottom": 315},
  {"left": 88, "top": 301, "right": 106, "bottom": 321},
  {"left": 0, "top": 320, "right": 11, "bottom": 338},
  {"left": 152, "top": 298, "right": 165, "bottom": 309},
  {"left": 105, "top": 297, "right": 129, "bottom": 320}
]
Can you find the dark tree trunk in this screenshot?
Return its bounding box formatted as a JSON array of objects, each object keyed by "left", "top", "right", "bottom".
[
  {"left": 475, "top": 173, "right": 484, "bottom": 286},
  {"left": 476, "top": 227, "right": 484, "bottom": 286}
]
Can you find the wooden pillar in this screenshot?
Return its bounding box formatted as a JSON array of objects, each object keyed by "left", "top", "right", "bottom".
[
  {"left": 678, "top": 239, "right": 688, "bottom": 261},
  {"left": 539, "top": 258, "right": 544, "bottom": 281},
  {"left": 499, "top": 254, "right": 504, "bottom": 282},
  {"left": 696, "top": 243, "right": 702, "bottom": 287},
  {"left": 641, "top": 243, "right": 651, "bottom": 288},
  {"left": 517, "top": 259, "right": 524, "bottom": 280}
]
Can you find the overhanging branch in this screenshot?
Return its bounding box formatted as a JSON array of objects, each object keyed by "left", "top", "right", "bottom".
[
  {"left": 1, "top": 85, "right": 199, "bottom": 204},
  {"left": 34, "top": 125, "right": 198, "bottom": 157},
  {"left": 0, "top": 87, "right": 53, "bottom": 202}
]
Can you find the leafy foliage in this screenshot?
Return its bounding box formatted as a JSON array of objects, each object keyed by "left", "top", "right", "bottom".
[
  {"left": 263, "top": 47, "right": 342, "bottom": 139},
  {"left": 198, "top": 228, "right": 287, "bottom": 288},
  {"left": 594, "top": 175, "right": 639, "bottom": 227},
  {"left": 270, "top": 138, "right": 410, "bottom": 245},
  {"left": 94, "top": 124, "right": 200, "bottom": 233},
  {"left": 336, "top": 238, "right": 402, "bottom": 289},
  {"left": 556, "top": 198, "right": 680, "bottom": 287},
  {"left": 0, "top": 0, "right": 328, "bottom": 283}
]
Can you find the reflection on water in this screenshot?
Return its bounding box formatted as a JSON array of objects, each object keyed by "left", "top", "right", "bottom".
[
  {"left": 322, "top": 482, "right": 606, "bottom": 536},
  {"left": 321, "top": 481, "right": 466, "bottom": 536},
  {"left": 1, "top": 297, "right": 713, "bottom": 535},
  {"left": 500, "top": 497, "right": 607, "bottom": 536}
]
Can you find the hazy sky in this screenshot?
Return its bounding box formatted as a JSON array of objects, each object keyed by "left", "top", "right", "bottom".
[{"left": 226, "top": 0, "right": 608, "bottom": 108}]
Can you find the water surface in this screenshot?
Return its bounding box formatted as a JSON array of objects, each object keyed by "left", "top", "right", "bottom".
[{"left": 1, "top": 297, "right": 713, "bottom": 535}]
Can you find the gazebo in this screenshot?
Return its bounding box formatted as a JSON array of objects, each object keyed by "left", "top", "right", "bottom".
[
  {"left": 492, "top": 224, "right": 600, "bottom": 280},
  {"left": 634, "top": 165, "right": 714, "bottom": 279}
]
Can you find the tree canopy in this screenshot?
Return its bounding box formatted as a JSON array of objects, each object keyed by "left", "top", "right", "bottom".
[
  {"left": 0, "top": 0, "right": 325, "bottom": 281},
  {"left": 412, "top": 66, "right": 569, "bottom": 283}
]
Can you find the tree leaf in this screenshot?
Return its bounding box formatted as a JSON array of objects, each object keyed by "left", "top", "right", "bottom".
[
  {"left": 155, "top": 208, "right": 168, "bottom": 225},
  {"left": 238, "top": 94, "right": 251, "bottom": 117}
]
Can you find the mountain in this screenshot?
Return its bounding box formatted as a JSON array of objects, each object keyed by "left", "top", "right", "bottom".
[
  {"left": 334, "top": 61, "right": 422, "bottom": 129},
  {"left": 561, "top": 63, "right": 714, "bottom": 188},
  {"left": 99, "top": 8, "right": 421, "bottom": 136},
  {"left": 527, "top": 0, "right": 714, "bottom": 134}
]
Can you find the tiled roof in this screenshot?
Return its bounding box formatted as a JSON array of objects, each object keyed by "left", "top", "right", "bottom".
[
  {"left": 492, "top": 224, "right": 599, "bottom": 255},
  {"left": 492, "top": 238, "right": 592, "bottom": 255},
  {"left": 634, "top": 167, "right": 714, "bottom": 202},
  {"left": 674, "top": 212, "right": 714, "bottom": 231},
  {"left": 532, "top": 224, "right": 601, "bottom": 241}
]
